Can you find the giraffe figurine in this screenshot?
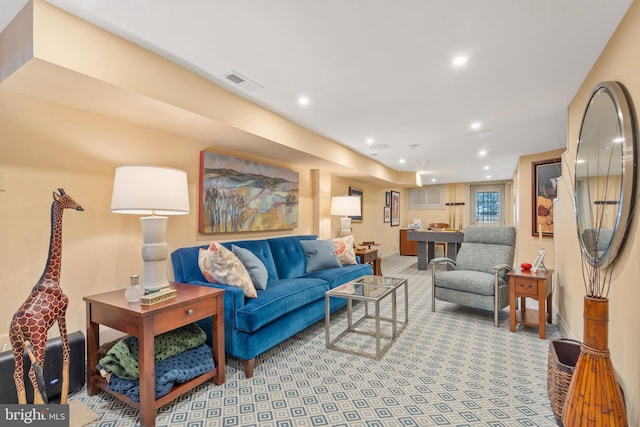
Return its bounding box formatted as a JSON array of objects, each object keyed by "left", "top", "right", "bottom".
[{"left": 9, "top": 188, "right": 83, "bottom": 404}]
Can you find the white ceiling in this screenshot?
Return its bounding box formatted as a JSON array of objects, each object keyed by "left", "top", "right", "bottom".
[{"left": 0, "top": 0, "right": 633, "bottom": 184}]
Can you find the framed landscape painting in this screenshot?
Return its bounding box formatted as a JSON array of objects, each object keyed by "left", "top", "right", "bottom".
[{"left": 199, "top": 151, "right": 299, "bottom": 233}]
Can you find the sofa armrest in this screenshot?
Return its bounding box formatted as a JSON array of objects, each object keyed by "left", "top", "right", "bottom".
[
  {"left": 179, "top": 281, "right": 244, "bottom": 355},
  {"left": 181, "top": 281, "right": 245, "bottom": 312}
]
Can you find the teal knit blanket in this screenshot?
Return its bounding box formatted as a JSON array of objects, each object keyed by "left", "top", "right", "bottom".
[{"left": 98, "top": 323, "right": 207, "bottom": 380}]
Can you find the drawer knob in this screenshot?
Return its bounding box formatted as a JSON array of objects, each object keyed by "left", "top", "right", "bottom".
[{"left": 187, "top": 309, "right": 194, "bottom": 316}]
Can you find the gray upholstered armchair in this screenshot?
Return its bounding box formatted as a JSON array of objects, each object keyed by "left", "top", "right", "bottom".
[{"left": 430, "top": 225, "right": 516, "bottom": 327}]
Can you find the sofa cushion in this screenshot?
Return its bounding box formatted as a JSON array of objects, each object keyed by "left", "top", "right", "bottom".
[
  {"left": 434, "top": 270, "right": 507, "bottom": 296},
  {"left": 304, "top": 263, "right": 372, "bottom": 288},
  {"left": 198, "top": 242, "right": 257, "bottom": 298},
  {"left": 232, "top": 245, "right": 268, "bottom": 290},
  {"left": 221, "top": 239, "right": 279, "bottom": 283},
  {"left": 333, "top": 235, "right": 357, "bottom": 265},
  {"left": 300, "top": 239, "right": 343, "bottom": 273},
  {"left": 235, "top": 278, "right": 329, "bottom": 333},
  {"left": 267, "top": 235, "right": 317, "bottom": 279}
]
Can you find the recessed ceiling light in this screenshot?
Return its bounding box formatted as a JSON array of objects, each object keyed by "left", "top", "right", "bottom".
[
  {"left": 479, "top": 150, "right": 487, "bottom": 157},
  {"left": 453, "top": 56, "right": 468, "bottom": 66},
  {"left": 298, "top": 96, "right": 310, "bottom": 106},
  {"left": 486, "top": 175, "right": 492, "bottom": 179},
  {"left": 431, "top": 178, "right": 437, "bottom": 182},
  {"left": 366, "top": 138, "right": 374, "bottom": 144},
  {"left": 576, "top": 159, "right": 586, "bottom": 164},
  {"left": 483, "top": 166, "right": 490, "bottom": 170},
  {"left": 471, "top": 122, "right": 481, "bottom": 129},
  {"left": 399, "top": 158, "right": 406, "bottom": 164}
]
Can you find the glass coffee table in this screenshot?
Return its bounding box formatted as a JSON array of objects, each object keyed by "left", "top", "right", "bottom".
[{"left": 325, "top": 275, "right": 408, "bottom": 360}]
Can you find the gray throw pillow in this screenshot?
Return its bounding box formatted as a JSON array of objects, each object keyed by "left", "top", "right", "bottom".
[
  {"left": 299, "top": 239, "right": 343, "bottom": 273},
  {"left": 232, "top": 245, "right": 268, "bottom": 290}
]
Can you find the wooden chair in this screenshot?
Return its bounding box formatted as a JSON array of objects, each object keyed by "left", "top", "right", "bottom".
[
  {"left": 428, "top": 223, "right": 449, "bottom": 230},
  {"left": 428, "top": 223, "right": 449, "bottom": 256}
]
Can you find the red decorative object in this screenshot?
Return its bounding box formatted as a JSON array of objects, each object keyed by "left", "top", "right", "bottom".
[
  {"left": 9, "top": 189, "right": 83, "bottom": 404},
  {"left": 521, "top": 263, "right": 532, "bottom": 270}
]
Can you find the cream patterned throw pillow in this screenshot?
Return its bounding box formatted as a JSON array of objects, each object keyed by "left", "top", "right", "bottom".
[
  {"left": 333, "top": 235, "right": 357, "bottom": 265},
  {"left": 198, "top": 242, "right": 257, "bottom": 298}
]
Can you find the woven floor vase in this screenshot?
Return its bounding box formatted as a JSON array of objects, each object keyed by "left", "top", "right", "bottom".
[{"left": 562, "top": 296, "right": 627, "bottom": 426}]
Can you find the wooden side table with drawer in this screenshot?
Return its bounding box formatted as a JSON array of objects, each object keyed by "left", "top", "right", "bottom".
[
  {"left": 356, "top": 247, "right": 382, "bottom": 276},
  {"left": 508, "top": 268, "right": 553, "bottom": 339},
  {"left": 84, "top": 282, "right": 225, "bottom": 427}
]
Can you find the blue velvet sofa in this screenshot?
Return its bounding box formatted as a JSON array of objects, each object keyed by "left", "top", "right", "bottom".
[{"left": 171, "top": 235, "right": 372, "bottom": 377}]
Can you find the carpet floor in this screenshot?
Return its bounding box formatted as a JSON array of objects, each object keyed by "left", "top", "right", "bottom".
[{"left": 71, "top": 255, "right": 562, "bottom": 426}]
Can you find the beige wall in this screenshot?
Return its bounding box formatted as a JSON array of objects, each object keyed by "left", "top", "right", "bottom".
[
  {"left": 329, "top": 179, "right": 519, "bottom": 266},
  {"left": 1, "top": 1, "right": 637, "bottom": 422},
  {"left": 407, "top": 183, "right": 468, "bottom": 230},
  {"left": 0, "top": 90, "right": 319, "bottom": 348},
  {"left": 0, "top": 0, "right": 413, "bottom": 350},
  {"left": 514, "top": 149, "right": 564, "bottom": 270},
  {"left": 330, "top": 177, "right": 400, "bottom": 258},
  {"left": 407, "top": 181, "right": 515, "bottom": 231},
  {"left": 0, "top": 91, "right": 416, "bottom": 349},
  {"left": 554, "top": 2, "right": 640, "bottom": 423}
]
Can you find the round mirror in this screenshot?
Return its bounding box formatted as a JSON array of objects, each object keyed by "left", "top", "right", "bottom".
[{"left": 575, "top": 81, "right": 636, "bottom": 268}]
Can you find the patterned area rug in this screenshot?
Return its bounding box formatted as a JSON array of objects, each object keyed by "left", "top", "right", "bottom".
[{"left": 71, "top": 255, "right": 561, "bottom": 426}]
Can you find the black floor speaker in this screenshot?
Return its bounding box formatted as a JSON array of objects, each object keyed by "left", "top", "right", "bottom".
[{"left": 0, "top": 330, "right": 85, "bottom": 404}]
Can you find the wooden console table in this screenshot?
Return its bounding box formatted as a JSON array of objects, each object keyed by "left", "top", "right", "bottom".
[
  {"left": 508, "top": 268, "right": 553, "bottom": 339},
  {"left": 84, "top": 282, "right": 225, "bottom": 427}
]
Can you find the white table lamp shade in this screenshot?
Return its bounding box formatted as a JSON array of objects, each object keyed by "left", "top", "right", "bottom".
[
  {"left": 331, "top": 196, "right": 361, "bottom": 237},
  {"left": 330, "top": 196, "right": 361, "bottom": 217},
  {"left": 111, "top": 165, "right": 190, "bottom": 215},
  {"left": 111, "top": 165, "right": 190, "bottom": 291}
]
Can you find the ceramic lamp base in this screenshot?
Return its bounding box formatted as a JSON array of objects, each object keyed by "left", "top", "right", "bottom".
[
  {"left": 338, "top": 216, "right": 352, "bottom": 237},
  {"left": 140, "top": 216, "right": 170, "bottom": 291}
]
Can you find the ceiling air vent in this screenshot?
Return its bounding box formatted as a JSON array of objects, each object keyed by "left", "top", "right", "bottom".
[{"left": 224, "top": 70, "right": 263, "bottom": 91}]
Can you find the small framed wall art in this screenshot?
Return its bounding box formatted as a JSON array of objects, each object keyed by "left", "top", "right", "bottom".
[
  {"left": 348, "top": 187, "right": 364, "bottom": 222},
  {"left": 391, "top": 191, "right": 400, "bottom": 226}
]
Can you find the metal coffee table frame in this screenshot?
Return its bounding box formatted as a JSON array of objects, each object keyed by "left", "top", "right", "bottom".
[{"left": 325, "top": 275, "right": 408, "bottom": 360}]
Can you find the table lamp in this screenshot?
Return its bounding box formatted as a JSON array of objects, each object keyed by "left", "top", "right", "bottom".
[
  {"left": 110, "top": 165, "right": 190, "bottom": 291},
  {"left": 330, "top": 196, "right": 361, "bottom": 237}
]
